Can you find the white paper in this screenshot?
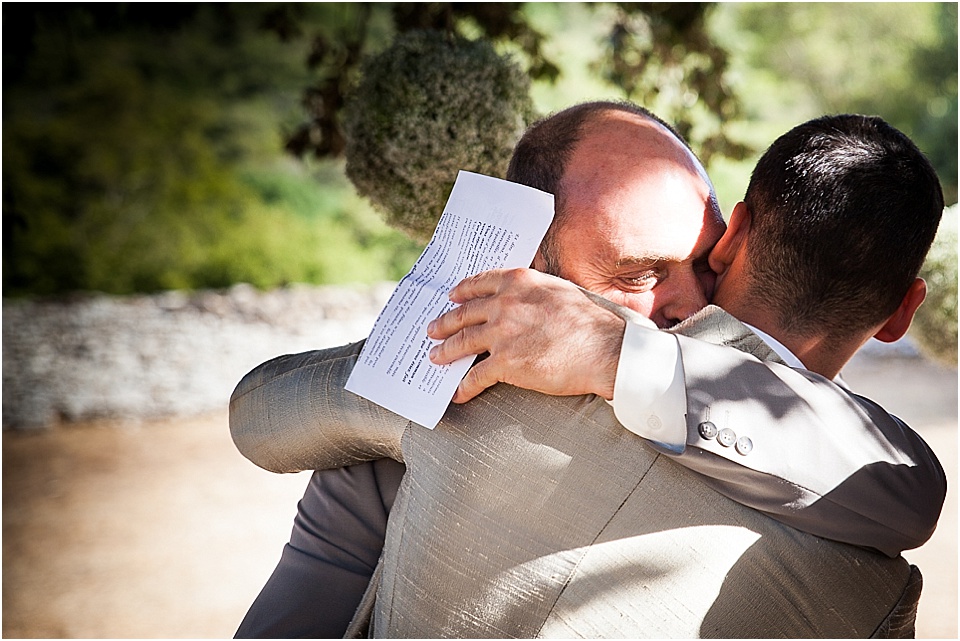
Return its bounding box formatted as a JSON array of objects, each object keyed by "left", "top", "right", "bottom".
[{"left": 345, "top": 170, "right": 555, "bottom": 428}]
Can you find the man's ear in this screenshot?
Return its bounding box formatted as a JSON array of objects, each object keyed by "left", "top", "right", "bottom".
[
  {"left": 873, "top": 278, "right": 927, "bottom": 343},
  {"left": 708, "top": 201, "right": 751, "bottom": 276}
]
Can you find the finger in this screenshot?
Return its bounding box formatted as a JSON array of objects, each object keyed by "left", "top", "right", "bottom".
[
  {"left": 447, "top": 268, "right": 511, "bottom": 303},
  {"left": 429, "top": 323, "right": 490, "bottom": 365},
  {"left": 427, "top": 298, "right": 488, "bottom": 340},
  {"left": 452, "top": 359, "right": 501, "bottom": 404}
]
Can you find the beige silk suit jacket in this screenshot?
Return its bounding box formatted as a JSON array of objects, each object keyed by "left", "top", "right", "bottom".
[{"left": 230, "top": 306, "right": 941, "bottom": 637}]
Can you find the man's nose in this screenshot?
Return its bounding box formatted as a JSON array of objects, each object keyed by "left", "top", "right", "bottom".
[{"left": 658, "top": 275, "right": 709, "bottom": 328}]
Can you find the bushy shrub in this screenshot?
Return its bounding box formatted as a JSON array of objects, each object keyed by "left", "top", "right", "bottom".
[
  {"left": 911, "top": 204, "right": 958, "bottom": 365},
  {"left": 343, "top": 30, "right": 536, "bottom": 242}
]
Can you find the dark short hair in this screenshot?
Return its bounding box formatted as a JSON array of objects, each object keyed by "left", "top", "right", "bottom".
[
  {"left": 505, "top": 100, "right": 708, "bottom": 275},
  {"left": 743, "top": 114, "right": 944, "bottom": 339}
]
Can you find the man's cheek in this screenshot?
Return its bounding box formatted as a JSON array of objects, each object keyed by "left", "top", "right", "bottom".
[{"left": 608, "top": 290, "right": 655, "bottom": 319}]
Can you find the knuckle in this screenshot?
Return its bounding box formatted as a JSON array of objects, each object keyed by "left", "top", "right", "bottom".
[
  {"left": 459, "top": 325, "right": 483, "bottom": 352},
  {"left": 503, "top": 267, "right": 525, "bottom": 286},
  {"left": 451, "top": 304, "right": 467, "bottom": 326},
  {"left": 430, "top": 340, "right": 448, "bottom": 362},
  {"left": 444, "top": 330, "right": 464, "bottom": 354},
  {"left": 435, "top": 303, "right": 467, "bottom": 337},
  {"left": 464, "top": 364, "right": 482, "bottom": 387}
]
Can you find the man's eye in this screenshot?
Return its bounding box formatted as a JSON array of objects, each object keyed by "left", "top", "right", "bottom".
[{"left": 619, "top": 272, "right": 659, "bottom": 291}]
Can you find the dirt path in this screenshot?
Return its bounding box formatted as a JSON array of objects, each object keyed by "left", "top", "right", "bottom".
[
  {"left": 3, "top": 412, "right": 311, "bottom": 638},
  {"left": 3, "top": 355, "right": 957, "bottom": 638}
]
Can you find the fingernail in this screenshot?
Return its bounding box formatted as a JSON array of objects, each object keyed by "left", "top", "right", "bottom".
[
  {"left": 429, "top": 345, "right": 438, "bottom": 360},
  {"left": 427, "top": 320, "right": 436, "bottom": 334}
]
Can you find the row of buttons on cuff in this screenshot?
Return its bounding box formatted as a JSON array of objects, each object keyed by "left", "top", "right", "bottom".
[{"left": 698, "top": 421, "right": 753, "bottom": 456}]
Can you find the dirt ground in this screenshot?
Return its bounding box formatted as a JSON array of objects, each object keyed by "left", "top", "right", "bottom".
[{"left": 3, "top": 353, "right": 957, "bottom": 639}]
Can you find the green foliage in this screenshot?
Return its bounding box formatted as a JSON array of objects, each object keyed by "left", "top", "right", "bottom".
[
  {"left": 911, "top": 206, "right": 958, "bottom": 365},
  {"left": 279, "top": 2, "right": 747, "bottom": 170},
  {"left": 908, "top": 3, "right": 958, "bottom": 206},
  {"left": 3, "top": 4, "right": 420, "bottom": 296},
  {"left": 4, "top": 3, "right": 956, "bottom": 300},
  {"left": 343, "top": 31, "right": 535, "bottom": 242},
  {"left": 279, "top": 3, "right": 558, "bottom": 160},
  {"left": 594, "top": 3, "right": 748, "bottom": 165},
  {"left": 708, "top": 2, "right": 958, "bottom": 209}
]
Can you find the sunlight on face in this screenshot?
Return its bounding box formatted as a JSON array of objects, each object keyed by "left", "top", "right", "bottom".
[{"left": 552, "top": 112, "right": 725, "bottom": 328}]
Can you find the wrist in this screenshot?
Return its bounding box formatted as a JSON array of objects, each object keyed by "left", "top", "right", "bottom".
[{"left": 594, "top": 314, "right": 626, "bottom": 400}]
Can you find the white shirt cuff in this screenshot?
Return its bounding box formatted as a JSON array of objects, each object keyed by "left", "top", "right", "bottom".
[{"left": 611, "top": 320, "right": 688, "bottom": 454}]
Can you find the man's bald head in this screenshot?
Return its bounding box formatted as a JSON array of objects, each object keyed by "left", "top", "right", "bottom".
[
  {"left": 506, "top": 101, "right": 719, "bottom": 250},
  {"left": 506, "top": 101, "right": 725, "bottom": 327}
]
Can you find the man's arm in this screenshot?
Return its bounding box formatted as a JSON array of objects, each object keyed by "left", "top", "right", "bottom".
[
  {"left": 229, "top": 341, "right": 408, "bottom": 473},
  {"left": 235, "top": 460, "right": 404, "bottom": 638},
  {"left": 426, "top": 269, "right": 946, "bottom": 555},
  {"left": 665, "top": 329, "right": 945, "bottom": 556},
  {"left": 426, "top": 267, "right": 626, "bottom": 402}
]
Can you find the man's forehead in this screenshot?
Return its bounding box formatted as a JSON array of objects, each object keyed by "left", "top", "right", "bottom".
[
  {"left": 575, "top": 110, "right": 715, "bottom": 196},
  {"left": 565, "top": 160, "right": 713, "bottom": 226},
  {"left": 557, "top": 109, "right": 723, "bottom": 265},
  {"left": 610, "top": 221, "right": 718, "bottom": 264}
]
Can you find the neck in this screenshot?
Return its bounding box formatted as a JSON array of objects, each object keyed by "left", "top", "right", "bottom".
[
  {"left": 718, "top": 298, "right": 864, "bottom": 379},
  {"left": 773, "top": 332, "right": 864, "bottom": 380}
]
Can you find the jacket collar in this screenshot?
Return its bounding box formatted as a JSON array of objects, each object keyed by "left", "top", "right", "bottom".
[{"left": 670, "top": 305, "right": 786, "bottom": 366}]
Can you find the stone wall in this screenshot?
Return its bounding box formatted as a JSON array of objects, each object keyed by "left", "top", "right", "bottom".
[
  {"left": 2, "top": 283, "right": 394, "bottom": 429},
  {"left": 3, "top": 281, "right": 925, "bottom": 430}
]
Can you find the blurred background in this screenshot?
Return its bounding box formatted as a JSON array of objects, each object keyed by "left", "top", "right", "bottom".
[{"left": 3, "top": 3, "right": 957, "bottom": 638}]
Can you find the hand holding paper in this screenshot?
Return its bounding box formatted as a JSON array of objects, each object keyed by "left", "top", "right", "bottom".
[
  {"left": 425, "top": 268, "right": 629, "bottom": 404},
  {"left": 345, "top": 171, "right": 554, "bottom": 428}
]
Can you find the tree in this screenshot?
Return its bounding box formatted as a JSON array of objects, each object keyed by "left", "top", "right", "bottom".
[
  {"left": 913, "top": 206, "right": 958, "bottom": 365},
  {"left": 276, "top": 3, "right": 748, "bottom": 169},
  {"left": 2, "top": 4, "right": 423, "bottom": 296}
]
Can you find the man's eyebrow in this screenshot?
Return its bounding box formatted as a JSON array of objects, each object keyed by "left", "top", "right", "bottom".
[{"left": 615, "top": 255, "right": 668, "bottom": 270}]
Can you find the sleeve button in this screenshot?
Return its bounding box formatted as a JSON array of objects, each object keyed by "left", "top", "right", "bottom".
[
  {"left": 698, "top": 421, "right": 718, "bottom": 440},
  {"left": 717, "top": 427, "right": 737, "bottom": 447}
]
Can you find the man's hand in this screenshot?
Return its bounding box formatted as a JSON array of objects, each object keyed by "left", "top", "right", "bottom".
[{"left": 426, "top": 268, "right": 627, "bottom": 403}]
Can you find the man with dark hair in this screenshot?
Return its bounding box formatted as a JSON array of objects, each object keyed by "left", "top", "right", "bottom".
[
  {"left": 740, "top": 116, "right": 940, "bottom": 343},
  {"left": 232, "top": 108, "right": 944, "bottom": 637}
]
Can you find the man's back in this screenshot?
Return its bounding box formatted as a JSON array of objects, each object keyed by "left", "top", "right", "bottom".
[
  {"left": 231, "top": 309, "right": 927, "bottom": 637},
  {"left": 368, "top": 382, "right": 912, "bottom": 637}
]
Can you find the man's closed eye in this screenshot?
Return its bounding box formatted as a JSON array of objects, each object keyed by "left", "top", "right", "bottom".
[{"left": 618, "top": 270, "right": 661, "bottom": 292}]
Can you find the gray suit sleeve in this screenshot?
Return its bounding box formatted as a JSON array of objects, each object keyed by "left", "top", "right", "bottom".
[
  {"left": 234, "top": 459, "right": 405, "bottom": 638},
  {"left": 229, "top": 341, "right": 409, "bottom": 473},
  {"left": 669, "top": 333, "right": 946, "bottom": 557}
]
